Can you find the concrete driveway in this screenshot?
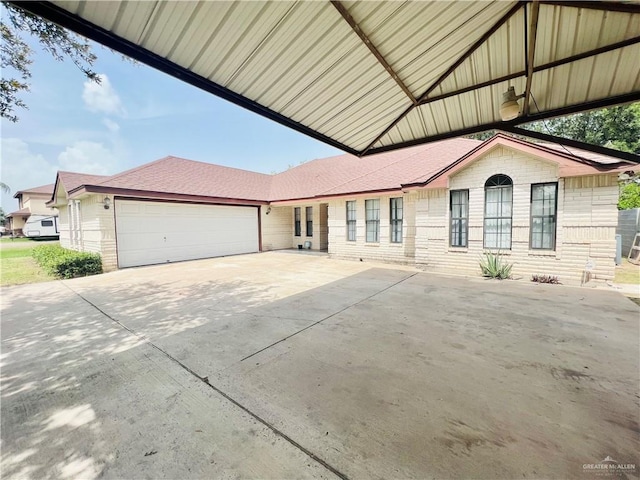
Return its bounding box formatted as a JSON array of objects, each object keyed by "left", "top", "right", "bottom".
[{"left": 1, "top": 252, "right": 638, "bottom": 479}]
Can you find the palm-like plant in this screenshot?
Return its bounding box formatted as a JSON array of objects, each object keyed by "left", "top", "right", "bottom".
[{"left": 479, "top": 251, "right": 513, "bottom": 279}]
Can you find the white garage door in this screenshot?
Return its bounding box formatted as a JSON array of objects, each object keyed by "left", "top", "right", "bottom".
[{"left": 115, "top": 200, "right": 259, "bottom": 268}]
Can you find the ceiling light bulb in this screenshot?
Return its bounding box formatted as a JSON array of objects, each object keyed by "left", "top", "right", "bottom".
[{"left": 500, "top": 86, "right": 521, "bottom": 121}]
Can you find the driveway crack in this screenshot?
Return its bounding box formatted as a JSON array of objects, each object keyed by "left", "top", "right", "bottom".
[
  {"left": 61, "top": 281, "right": 349, "bottom": 480},
  {"left": 240, "top": 272, "right": 419, "bottom": 362}
]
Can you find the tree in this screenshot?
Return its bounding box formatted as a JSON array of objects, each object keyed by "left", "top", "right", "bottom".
[
  {"left": 466, "top": 104, "right": 640, "bottom": 154},
  {"left": 525, "top": 103, "right": 640, "bottom": 154},
  {"left": 0, "top": 182, "right": 9, "bottom": 193},
  {"left": 0, "top": 206, "right": 5, "bottom": 226},
  {"left": 1, "top": 2, "right": 99, "bottom": 122},
  {"left": 618, "top": 172, "right": 640, "bottom": 210}
]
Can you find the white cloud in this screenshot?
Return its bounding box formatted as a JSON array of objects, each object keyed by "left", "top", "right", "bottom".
[
  {"left": 0, "top": 138, "right": 58, "bottom": 209},
  {"left": 82, "top": 74, "right": 124, "bottom": 116},
  {"left": 102, "top": 118, "right": 120, "bottom": 133},
  {"left": 57, "top": 141, "right": 117, "bottom": 175}
]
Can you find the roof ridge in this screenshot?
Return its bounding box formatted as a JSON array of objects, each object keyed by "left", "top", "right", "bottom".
[
  {"left": 164, "top": 155, "right": 274, "bottom": 177},
  {"left": 493, "top": 133, "right": 619, "bottom": 168},
  {"left": 312, "top": 142, "right": 444, "bottom": 196},
  {"left": 93, "top": 156, "right": 173, "bottom": 186},
  {"left": 97, "top": 155, "right": 273, "bottom": 187},
  {"left": 276, "top": 152, "right": 353, "bottom": 174}
]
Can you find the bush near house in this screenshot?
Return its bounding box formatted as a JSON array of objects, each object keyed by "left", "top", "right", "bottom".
[
  {"left": 32, "top": 245, "right": 102, "bottom": 279},
  {"left": 618, "top": 182, "right": 640, "bottom": 210}
]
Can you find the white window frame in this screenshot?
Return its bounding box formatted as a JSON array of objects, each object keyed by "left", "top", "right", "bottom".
[
  {"left": 346, "top": 201, "right": 356, "bottom": 241},
  {"left": 483, "top": 175, "right": 513, "bottom": 250},
  {"left": 306, "top": 206, "right": 313, "bottom": 237},
  {"left": 294, "top": 207, "right": 301, "bottom": 237},
  {"left": 450, "top": 189, "right": 469, "bottom": 247},
  {"left": 530, "top": 182, "right": 558, "bottom": 250},
  {"left": 390, "top": 197, "right": 403, "bottom": 243},
  {"left": 365, "top": 199, "right": 380, "bottom": 243}
]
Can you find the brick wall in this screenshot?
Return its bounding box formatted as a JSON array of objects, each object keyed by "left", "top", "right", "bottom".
[
  {"left": 261, "top": 205, "right": 294, "bottom": 251},
  {"left": 328, "top": 193, "right": 414, "bottom": 264},
  {"left": 62, "top": 195, "right": 118, "bottom": 271},
  {"left": 290, "top": 203, "right": 326, "bottom": 251},
  {"left": 413, "top": 146, "right": 619, "bottom": 285}
]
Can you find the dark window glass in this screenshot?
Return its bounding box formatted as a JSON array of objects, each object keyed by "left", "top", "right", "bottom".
[
  {"left": 306, "top": 206, "right": 313, "bottom": 237},
  {"left": 390, "top": 198, "right": 403, "bottom": 243},
  {"left": 346, "top": 201, "right": 356, "bottom": 241},
  {"left": 450, "top": 190, "right": 469, "bottom": 247},
  {"left": 530, "top": 183, "right": 558, "bottom": 250},
  {"left": 294, "top": 207, "right": 301, "bottom": 237}
]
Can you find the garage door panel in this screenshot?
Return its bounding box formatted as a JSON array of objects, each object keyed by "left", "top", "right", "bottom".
[{"left": 115, "top": 200, "right": 259, "bottom": 268}]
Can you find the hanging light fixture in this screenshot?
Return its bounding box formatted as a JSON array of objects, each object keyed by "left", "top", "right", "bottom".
[{"left": 499, "top": 86, "right": 524, "bottom": 121}]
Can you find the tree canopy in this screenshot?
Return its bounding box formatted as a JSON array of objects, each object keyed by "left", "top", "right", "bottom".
[
  {"left": 1, "top": 2, "right": 98, "bottom": 122},
  {"left": 525, "top": 103, "right": 640, "bottom": 154},
  {"left": 467, "top": 103, "right": 640, "bottom": 155}
]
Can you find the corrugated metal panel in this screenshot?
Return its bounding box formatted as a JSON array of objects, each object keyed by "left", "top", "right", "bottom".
[
  {"left": 344, "top": 1, "right": 517, "bottom": 96},
  {"left": 534, "top": 5, "right": 640, "bottom": 66},
  {"left": 38, "top": 0, "right": 640, "bottom": 155},
  {"left": 139, "top": 2, "right": 200, "bottom": 59},
  {"left": 531, "top": 46, "right": 640, "bottom": 113},
  {"left": 397, "top": 2, "right": 517, "bottom": 96},
  {"left": 375, "top": 79, "right": 528, "bottom": 149},
  {"left": 435, "top": 9, "right": 526, "bottom": 98}
]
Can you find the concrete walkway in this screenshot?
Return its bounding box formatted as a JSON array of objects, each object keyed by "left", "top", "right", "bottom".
[{"left": 1, "top": 252, "right": 638, "bottom": 479}]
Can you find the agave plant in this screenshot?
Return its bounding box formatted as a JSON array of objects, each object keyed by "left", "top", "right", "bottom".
[{"left": 479, "top": 251, "right": 513, "bottom": 279}]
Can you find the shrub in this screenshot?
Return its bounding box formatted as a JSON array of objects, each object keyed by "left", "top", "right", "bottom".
[
  {"left": 32, "top": 244, "right": 102, "bottom": 279},
  {"left": 531, "top": 274, "right": 561, "bottom": 284},
  {"left": 479, "top": 251, "right": 513, "bottom": 280},
  {"left": 618, "top": 182, "right": 640, "bottom": 210}
]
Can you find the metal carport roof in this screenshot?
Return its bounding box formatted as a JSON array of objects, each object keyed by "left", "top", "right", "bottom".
[{"left": 12, "top": 1, "right": 640, "bottom": 158}]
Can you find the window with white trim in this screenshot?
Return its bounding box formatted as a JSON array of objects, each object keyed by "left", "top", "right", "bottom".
[
  {"left": 483, "top": 174, "right": 512, "bottom": 249},
  {"left": 365, "top": 199, "right": 380, "bottom": 243},
  {"left": 530, "top": 182, "right": 558, "bottom": 250},
  {"left": 294, "top": 207, "right": 301, "bottom": 236},
  {"left": 306, "top": 206, "right": 313, "bottom": 237},
  {"left": 450, "top": 189, "right": 469, "bottom": 247},
  {"left": 390, "top": 197, "right": 403, "bottom": 243},
  {"left": 346, "top": 201, "right": 356, "bottom": 241}
]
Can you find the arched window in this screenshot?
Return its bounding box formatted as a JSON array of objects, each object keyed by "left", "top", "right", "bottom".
[{"left": 484, "top": 174, "right": 512, "bottom": 249}]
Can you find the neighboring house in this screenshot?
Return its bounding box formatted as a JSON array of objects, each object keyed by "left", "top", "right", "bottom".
[
  {"left": 46, "top": 134, "right": 633, "bottom": 285},
  {"left": 6, "top": 183, "right": 58, "bottom": 236}
]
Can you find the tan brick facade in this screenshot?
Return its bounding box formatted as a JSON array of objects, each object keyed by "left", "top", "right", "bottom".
[
  {"left": 54, "top": 143, "right": 621, "bottom": 284},
  {"left": 327, "top": 146, "right": 619, "bottom": 285}
]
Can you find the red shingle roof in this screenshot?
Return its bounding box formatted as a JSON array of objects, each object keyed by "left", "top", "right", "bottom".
[
  {"left": 92, "top": 156, "right": 271, "bottom": 201},
  {"left": 269, "top": 138, "right": 481, "bottom": 199},
  {"left": 537, "top": 143, "right": 626, "bottom": 165},
  {"left": 58, "top": 172, "right": 110, "bottom": 193},
  {"left": 54, "top": 135, "right": 634, "bottom": 203},
  {"left": 13, "top": 183, "right": 55, "bottom": 198},
  {"left": 6, "top": 207, "right": 30, "bottom": 217}
]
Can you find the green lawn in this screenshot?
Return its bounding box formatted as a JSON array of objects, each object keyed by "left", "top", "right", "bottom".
[
  {"left": 615, "top": 259, "right": 640, "bottom": 285},
  {"left": 0, "top": 237, "right": 32, "bottom": 243},
  {"left": 0, "top": 242, "right": 56, "bottom": 286}
]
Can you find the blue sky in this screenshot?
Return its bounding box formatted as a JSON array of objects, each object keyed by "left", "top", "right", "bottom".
[{"left": 1, "top": 33, "right": 342, "bottom": 211}]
